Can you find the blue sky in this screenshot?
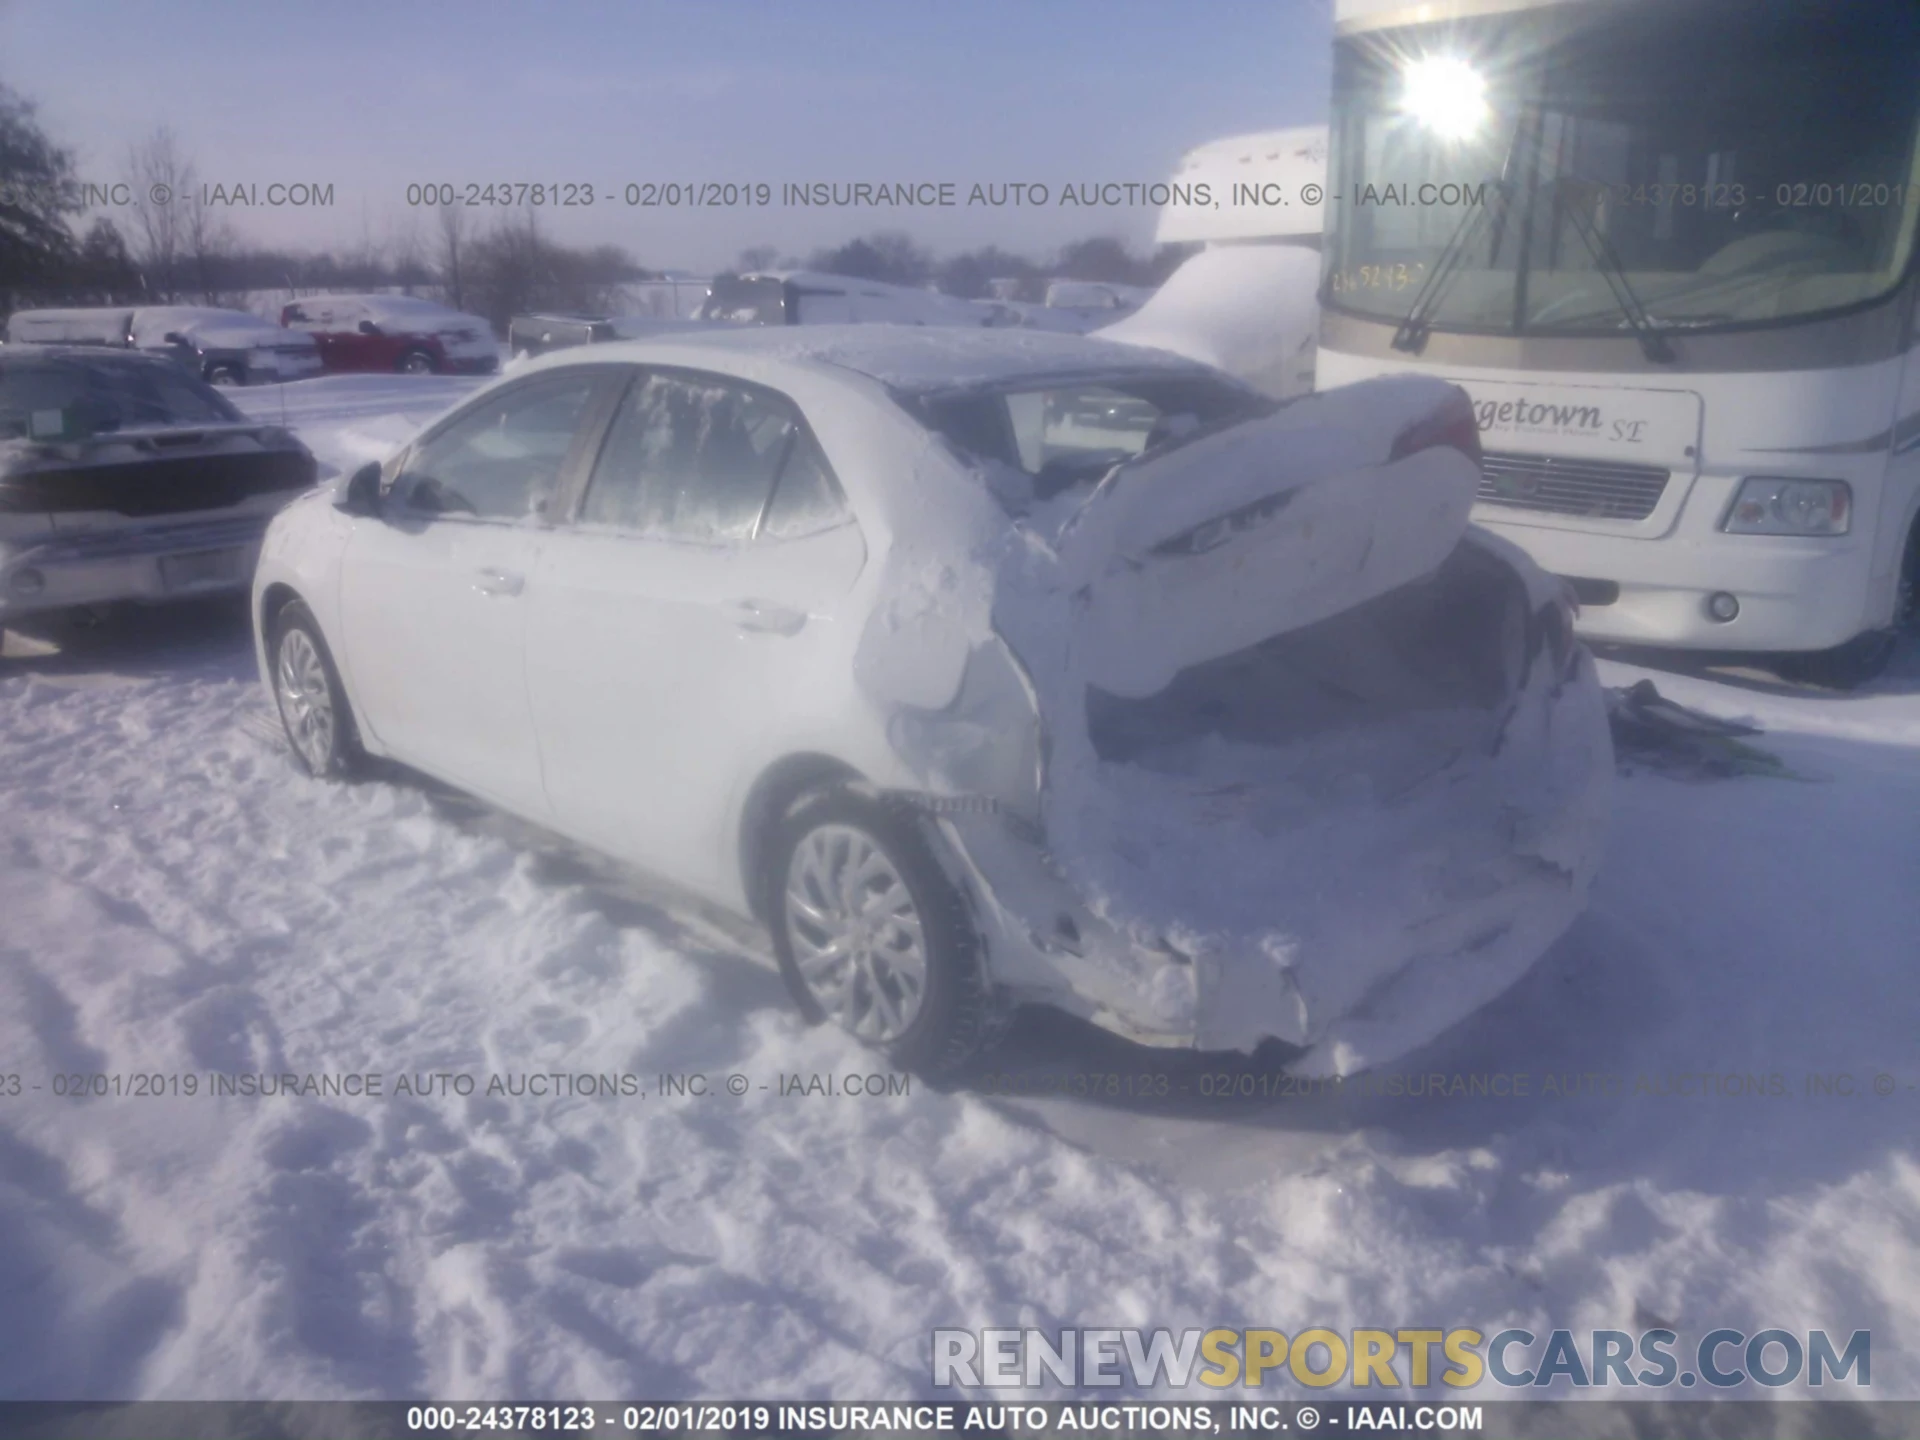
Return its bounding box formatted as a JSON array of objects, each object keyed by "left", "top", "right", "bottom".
[{"left": 1, "top": 0, "right": 1332, "bottom": 270}]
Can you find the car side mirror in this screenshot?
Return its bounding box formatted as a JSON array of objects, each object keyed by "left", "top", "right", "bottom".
[
  {"left": 337, "top": 461, "right": 384, "bottom": 517},
  {"left": 357, "top": 320, "right": 381, "bottom": 335}
]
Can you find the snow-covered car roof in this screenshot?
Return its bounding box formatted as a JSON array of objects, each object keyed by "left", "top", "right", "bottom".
[
  {"left": 519, "top": 323, "right": 1226, "bottom": 395},
  {"left": 292, "top": 294, "right": 486, "bottom": 330},
  {"left": 321, "top": 293, "right": 456, "bottom": 315},
  {"left": 129, "top": 306, "right": 287, "bottom": 347},
  {"left": 4, "top": 309, "right": 135, "bottom": 345}
]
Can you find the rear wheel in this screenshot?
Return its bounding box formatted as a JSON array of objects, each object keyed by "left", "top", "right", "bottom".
[
  {"left": 205, "top": 363, "right": 243, "bottom": 386},
  {"left": 767, "top": 789, "right": 996, "bottom": 1077},
  {"left": 397, "top": 350, "right": 436, "bottom": 375},
  {"left": 270, "top": 600, "right": 363, "bottom": 777}
]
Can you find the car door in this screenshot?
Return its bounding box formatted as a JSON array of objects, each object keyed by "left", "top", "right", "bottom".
[
  {"left": 525, "top": 366, "right": 868, "bottom": 904},
  {"left": 336, "top": 368, "right": 613, "bottom": 817}
]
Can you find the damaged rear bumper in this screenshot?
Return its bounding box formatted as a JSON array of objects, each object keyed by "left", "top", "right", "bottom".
[{"left": 932, "top": 647, "right": 1613, "bottom": 1077}]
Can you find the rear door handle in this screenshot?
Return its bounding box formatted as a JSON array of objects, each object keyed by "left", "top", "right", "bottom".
[
  {"left": 723, "top": 597, "right": 807, "bottom": 635},
  {"left": 474, "top": 568, "right": 525, "bottom": 597}
]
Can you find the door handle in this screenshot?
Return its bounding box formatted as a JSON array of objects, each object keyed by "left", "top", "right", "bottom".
[
  {"left": 723, "top": 597, "right": 807, "bottom": 635},
  {"left": 474, "top": 568, "right": 525, "bottom": 597}
]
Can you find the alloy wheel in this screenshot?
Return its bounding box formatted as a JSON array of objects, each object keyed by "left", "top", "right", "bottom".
[
  {"left": 782, "top": 824, "right": 929, "bottom": 1042},
  {"left": 276, "top": 626, "right": 337, "bottom": 772}
]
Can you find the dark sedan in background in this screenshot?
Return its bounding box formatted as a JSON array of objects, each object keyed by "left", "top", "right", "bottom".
[{"left": 0, "top": 347, "right": 316, "bottom": 628}]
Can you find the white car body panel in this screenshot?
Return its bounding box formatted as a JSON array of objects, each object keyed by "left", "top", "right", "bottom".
[
  {"left": 335, "top": 516, "right": 550, "bottom": 817},
  {"left": 527, "top": 519, "right": 871, "bottom": 903}
]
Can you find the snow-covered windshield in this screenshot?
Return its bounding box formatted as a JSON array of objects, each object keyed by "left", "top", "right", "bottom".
[
  {"left": 0, "top": 356, "right": 243, "bottom": 440},
  {"left": 907, "top": 374, "right": 1271, "bottom": 508}
]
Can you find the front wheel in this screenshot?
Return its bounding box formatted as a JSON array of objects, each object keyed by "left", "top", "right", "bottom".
[
  {"left": 205, "top": 364, "right": 243, "bottom": 386},
  {"left": 397, "top": 350, "right": 436, "bottom": 375},
  {"left": 767, "top": 789, "right": 997, "bottom": 1077},
  {"left": 271, "top": 600, "right": 364, "bottom": 777}
]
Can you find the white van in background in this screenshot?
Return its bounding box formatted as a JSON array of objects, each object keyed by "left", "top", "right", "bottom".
[{"left": 1098, "top": 127, "right": 1328, "bottom": 399}]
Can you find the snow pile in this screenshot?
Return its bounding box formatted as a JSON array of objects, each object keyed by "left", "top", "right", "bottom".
[{"left": 1097, "top": 245, "right": 1322, "bottom": 398}]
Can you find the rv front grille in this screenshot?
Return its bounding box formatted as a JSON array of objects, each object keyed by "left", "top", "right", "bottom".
[{"left": 1477, "top": 451, "right": 1671, "bottom": 522}]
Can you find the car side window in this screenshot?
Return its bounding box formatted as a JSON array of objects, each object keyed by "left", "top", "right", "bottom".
[
  {"left": 394, "top": 375, "right": 598, "bottom": 521},
  {"left": 581, "top": 370, "right": 811, "bottom": 542},
  {"left": 759, "top": 426, "right": 849, "bottom": 539}
]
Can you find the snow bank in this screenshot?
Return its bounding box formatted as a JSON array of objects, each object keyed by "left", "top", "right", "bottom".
[
  {"left": 0, "top": 628, "right": 1913, "bottom": 1400},
  {"left": 1097, "top": 245, "right": 1321, "bottom": 398}
]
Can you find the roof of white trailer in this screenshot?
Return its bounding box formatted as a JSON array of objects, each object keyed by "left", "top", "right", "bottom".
[{"left": 1156, "top": 127, "right": 1328, "bottom": 244}]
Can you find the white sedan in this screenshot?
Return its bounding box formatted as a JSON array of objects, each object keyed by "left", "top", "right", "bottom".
[{"left": 252, "top": 327, "right": 1611, "bottom": 1077}]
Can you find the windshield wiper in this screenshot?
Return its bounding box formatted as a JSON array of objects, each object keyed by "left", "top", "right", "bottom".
[
  {"left": 1391, "top": 106, "right": 1534, "bottom": 354},
  {"left": 1544, "top": 178, "right": 1677, "bottom": 363}
]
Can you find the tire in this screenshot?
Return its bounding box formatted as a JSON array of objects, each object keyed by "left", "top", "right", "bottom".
[
  {"left": 205, "top": 364, "right": 243, "bottom": 387},
  {"left": 766, "top": 788, "right": 998, "bottom": 1078},
  {"left": 1777, "top": 629, "right": 1897, "bottom": 691},
  {"left": 397, "top": 350, "right": 437, "bottom": 375},
  {"left": 269, "top": 600, "right": 364, "bottom": 777}
]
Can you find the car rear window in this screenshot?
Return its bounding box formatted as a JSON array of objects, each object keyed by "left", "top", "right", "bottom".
[
  {"left": 0, "top": 357, "right": 243, "bottom": 440},
  {"left": 907, "top": 374, "right": 1272, "bottom": 508}
]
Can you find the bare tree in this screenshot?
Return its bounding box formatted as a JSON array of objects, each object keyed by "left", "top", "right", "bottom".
[
  {"left": 181, "top": 183, "right": 235, "bottom": 304},
  {"left": 125, "top": 127, "right": 194, "bottom": 302},
  {"left": 384, "top": 212, "right": 430, "bottom": 293},
  {"left": 436, "top": 201, "right": 468, "bottom": 311}
]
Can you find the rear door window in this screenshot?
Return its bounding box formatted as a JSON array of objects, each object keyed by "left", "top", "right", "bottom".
[{"left": 580, "top": 369, "right": 846, "bottom": 542}]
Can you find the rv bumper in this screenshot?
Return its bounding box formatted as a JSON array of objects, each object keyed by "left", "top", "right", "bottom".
[{"left": 1476, "top": 514, "right": 1877, "bottom": 652}]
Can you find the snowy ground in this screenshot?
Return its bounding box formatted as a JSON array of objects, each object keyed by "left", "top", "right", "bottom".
[{"left": 1, "top": 375, "right": 1916, "bottom": 1405}]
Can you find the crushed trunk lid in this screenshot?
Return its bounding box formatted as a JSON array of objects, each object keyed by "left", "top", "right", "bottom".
[{"left": 1049, "top": 376, "right": 1481, "bottom": 698}]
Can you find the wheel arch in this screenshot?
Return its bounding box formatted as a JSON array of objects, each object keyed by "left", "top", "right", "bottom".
[
  {"left": 737, "top": 752, "right": 864, "bottom": 923},
  {"left": 1899, "top": 501, "right": 1920, "bottom": 628},
  {"left": 258, "top": 580, "right": 303, "bottom": 641},
  {"left": 257, "top": 582, "right": 379, "bottom": 755}
]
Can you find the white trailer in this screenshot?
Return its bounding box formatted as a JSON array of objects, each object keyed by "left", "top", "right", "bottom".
[
  {"left": 1098, "top": 127, "right": 1327, "bottom": 399},
  {"left": 1315, "top": 0, "right": 1920, "bottom": 685}
]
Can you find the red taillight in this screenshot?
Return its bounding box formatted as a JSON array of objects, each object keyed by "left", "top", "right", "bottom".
[{"left": 1389, "top": 393, "right": 1483, "bottom": 469}]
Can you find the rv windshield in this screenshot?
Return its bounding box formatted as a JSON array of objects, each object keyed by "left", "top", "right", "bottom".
[{"left": 1326, "top": 0, "right": 1920, "bottom": 337}]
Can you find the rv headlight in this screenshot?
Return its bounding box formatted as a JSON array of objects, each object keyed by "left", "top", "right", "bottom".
[
  {"left": 1723, "top": 478, "right": 1851, "bottom": 536},
  {"left": 1401, "top": 56, "right": 1489, "bottom": 142}
]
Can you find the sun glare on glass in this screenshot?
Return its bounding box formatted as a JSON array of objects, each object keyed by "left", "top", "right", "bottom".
[{"left": 1400, "top": 54, "right": 1489, "bottom": 141}]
